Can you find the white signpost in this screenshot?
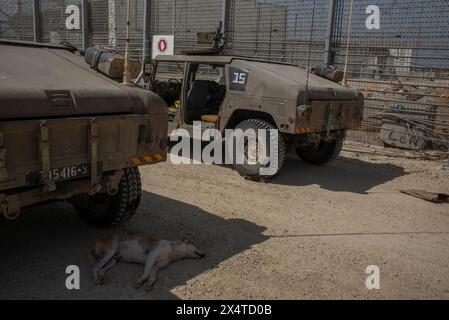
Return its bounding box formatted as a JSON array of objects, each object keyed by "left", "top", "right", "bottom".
[{"left": 152, "top": 35, "right": 175, "bottom": 59}]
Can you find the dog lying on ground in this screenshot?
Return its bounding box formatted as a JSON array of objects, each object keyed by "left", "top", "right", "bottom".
[{"left": 88, "top": 233, "right": 205, "bottom": 290}]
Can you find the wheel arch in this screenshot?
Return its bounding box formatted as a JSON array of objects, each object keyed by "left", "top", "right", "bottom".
[{"left": 225, "top": 109, "right": 278, "bottom": 130}]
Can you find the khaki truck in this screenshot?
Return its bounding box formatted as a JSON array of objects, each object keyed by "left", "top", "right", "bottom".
[
  {"left": 0, "top": 40, "right": 168, "bottom": 227},
  {"left": 149, "top": 54, "right": 364, "bottom": 180}
]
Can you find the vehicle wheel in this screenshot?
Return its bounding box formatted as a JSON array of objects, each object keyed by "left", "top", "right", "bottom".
[
  {"left": 70, "top": 167, "right": 142, "bottom": 228},
  {"left": 296, "top": 139, "right": 343, "bottom": 165},
  {"left": 233, "top": 119, "right": 286, "bottom": 180}
]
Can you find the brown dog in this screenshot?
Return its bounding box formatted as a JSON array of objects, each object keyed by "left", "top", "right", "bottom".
[{"left": 88, "top": 233, "right": 205, "bottom": 290}]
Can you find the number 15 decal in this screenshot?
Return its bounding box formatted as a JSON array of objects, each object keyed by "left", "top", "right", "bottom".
[
  {"left": 233, "top": 72, "right": 246, "bottom": 84},
  {"left": 229, "top": 67, "right": 250, "bottom": 91}
]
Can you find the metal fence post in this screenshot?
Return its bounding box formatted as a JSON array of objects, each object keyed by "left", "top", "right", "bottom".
[
  {"left": 221, "top": 0, "right": 230, "bottom": 48},
  {"left": 324, "top": 0, "right": 337, "bottom": 65},
  {"left": 135, "top": 0, "right": 152, "bottom": 86},
  {"left": 81, "top": 0, "right": 89, "bottom": 49},
  {"left": 32, "top": 0, "right": 40, "bottom": 42},
  {"left": 142, "top": 0, "right": 152, "bottom": 64}
]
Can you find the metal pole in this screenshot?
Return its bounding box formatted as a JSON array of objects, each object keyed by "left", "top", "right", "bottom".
[
  {"left": 342, "top": 0, "right": 354, "bottom": 86},
  {"left": 323, "top": 0, "right": 337, "bottom": 65},
  {"left": 32, "top": 0, "right": 40, "bottom": 42},
  {"left": 304, "top": 0, "right": 316, "bottom": 105},
  {"left": 172, "top": 0, "right": 175, "bottom": 35},
  {"left": 221, "top": 0, "right": 230, "bottom": 48},
  {"left": 81, "top": 0, "right": 89, "bottom": 49},
  {"left": 135, "top": 0, "right": 152, "bottom": 86},
  {"left": 142, "top": 0, "right": 152, "bottom": 64},
  {"left": 123, "top": 0, "right": 132, "bottom": 85}
]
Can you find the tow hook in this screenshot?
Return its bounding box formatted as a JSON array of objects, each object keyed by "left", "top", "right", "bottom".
[
  {"left": 104, "top": 171, "right": 124, "bottom": 196},
  {"left": 89, "top": 170, "right": 123, "bottom": 196},
  {"left": 89, "top": 184, "right": 103, "bottom": 196},
  {"left": 1, "top": 194, "right": 21, "bottom": 220}
]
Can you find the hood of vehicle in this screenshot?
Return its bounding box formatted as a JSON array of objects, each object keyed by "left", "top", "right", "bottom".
[
  {"left": 0, "top": 42, "right": 164, "bottom": 120},
  {"left": 235, "top": 60, "right": 360, "bottom": 102}
]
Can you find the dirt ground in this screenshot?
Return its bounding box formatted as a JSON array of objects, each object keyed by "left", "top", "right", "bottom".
[{"left": 1, "top": 148, "right": 448, "bottom": 300}]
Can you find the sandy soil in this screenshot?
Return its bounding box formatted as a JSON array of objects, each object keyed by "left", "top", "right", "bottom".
[{"left": 1, "top": 149, "right": 448, "bottom": 300}]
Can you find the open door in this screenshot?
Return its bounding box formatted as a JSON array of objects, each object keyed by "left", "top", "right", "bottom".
[
  {"left": 182, "top": 63, "right": 227, "bottom": 132},
  {"left": 150, "top": 61, "right": 187, "bottom": 134}
]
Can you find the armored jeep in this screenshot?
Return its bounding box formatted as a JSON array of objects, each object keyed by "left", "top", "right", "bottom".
[
  {"left": 149, "top": 54, "right": 364, "bottom": 180},
  {"left": 0, "top": 40, "right": 168, "bottom": 227}
]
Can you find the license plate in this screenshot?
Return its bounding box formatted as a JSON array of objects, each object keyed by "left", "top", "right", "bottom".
[{"left": 49, "top": 164, "right": 90, "bottom": 182}]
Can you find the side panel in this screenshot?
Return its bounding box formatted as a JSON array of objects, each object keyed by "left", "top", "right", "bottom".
[{"left": 218, "top": 63, "right": 298, "bottom": 133}]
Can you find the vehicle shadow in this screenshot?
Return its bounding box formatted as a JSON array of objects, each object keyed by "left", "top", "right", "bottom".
[
  {"left": 169, "top": 140, "right": 407, "bottom": 194},
  {"left": 0, "top": 192, "right": 268, "bottom": 300},
  {"left": 271, "top": 154, "right": 407, "bottom": 194}
]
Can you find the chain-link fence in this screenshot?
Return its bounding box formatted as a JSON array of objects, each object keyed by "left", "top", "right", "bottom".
[
  {"left": 226, "top": 0, "right": 328, "bottom": 67},
  {"left": 1, "top": 0, "right": 448, "bottom": 153},
  {"left": 333, "top": 0, "right": 449, "bottom": 152},
  {"left": 152, "top": 0, "right": 222, "bottom": 52},
  {"left": 0, "top": 0, "right": 35, "bottom": 41}
]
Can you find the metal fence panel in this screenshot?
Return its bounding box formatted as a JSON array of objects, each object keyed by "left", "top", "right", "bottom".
[
  {"left": 0, "top": 0, "right": 35, "bottom": 41},
  {"left": 87, "top": 0, "right": 144, "bottom": 60},
  {"left": 334, "top": 0, "right": 449, "bottom": 150},
  {"left": 151, "top": 0, "right": 222, "bottom": 53},
  {"left": 86, "top": 0, "right": 109, "bottom": 48},
  {"left": 226, "top": 0, "right": 328, "bottom": 66},
  {"left": 38, "top": 0, "right": 84, "bottom": 47}
]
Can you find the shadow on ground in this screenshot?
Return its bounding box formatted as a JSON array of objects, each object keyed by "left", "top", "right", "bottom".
[
  {"left": 272, "top": 155, "right": 407, "bottom": 194},
  {"left": 0, "top": 191, "right": 268, "bottom": 300},
  {"left": 169, "top": 141, "right": 407, "bottom": 194}
]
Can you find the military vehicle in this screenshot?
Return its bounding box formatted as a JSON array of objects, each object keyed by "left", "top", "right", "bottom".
[
  {"left": 0, "top": 40, "right": 168, "bottom": 227},
  {"left": 149, "top": 54, "right": 364, "bottom": 180}
]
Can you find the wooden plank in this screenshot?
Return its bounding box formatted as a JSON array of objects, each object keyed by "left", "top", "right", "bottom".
[{"left": 400, "top": 189, "right": 449, "bottom": 203}]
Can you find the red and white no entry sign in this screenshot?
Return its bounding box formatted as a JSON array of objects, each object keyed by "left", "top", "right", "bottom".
[
  {"left": 158, "top": 39, "right": 167, "bottom": 52},
  {"left": 152, "top": 35, "right": 174, "bottom": 59}
]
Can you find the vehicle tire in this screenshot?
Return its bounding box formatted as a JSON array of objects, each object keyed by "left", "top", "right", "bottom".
[
  {"left": 71, "top": 167, "right": 142, "bottom": 228},
  {"left": 233, "top": 119, "right": 286, "bottom": 180},
  {"left": 296, "top": 139, "right": 343, "bottom": 165}
]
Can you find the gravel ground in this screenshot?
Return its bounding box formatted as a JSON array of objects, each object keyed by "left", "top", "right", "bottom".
[{"left": 1, "top": 149, "right": 448, "bottom": 300}]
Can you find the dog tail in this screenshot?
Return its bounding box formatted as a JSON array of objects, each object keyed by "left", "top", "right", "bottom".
[{"left": 87, "top": 249, "right": 99, "bottom": 266}]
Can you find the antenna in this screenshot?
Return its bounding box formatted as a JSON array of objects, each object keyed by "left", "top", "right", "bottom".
[
  {"left": 123, "top": 0, "right": 132, "bottom": 85},
  {"left": 304, "top": 0, "right": 317, "bottom": 106}
]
